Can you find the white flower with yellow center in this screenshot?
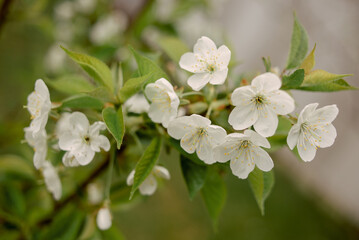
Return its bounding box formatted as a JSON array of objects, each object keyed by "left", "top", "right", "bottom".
[
  {"left": 96, "top": 206, "right": 112, "bottom": 230},
  {"left": 167, "top": 114, "right": 227, "bottom": 164},
  {"left": 26, "top": 79, "right": 51, "bottom": 136},
  {"left": 287, "top": 103, "right": 339, "bottom": 162},
  {"left": 214, "top": 130, "right": 273, "bottom": 179},
  {"left": 58, "top": 112, "right": 110, "bottom": 166},
  {"left": 179, "top": 36, "right": 231, "bottom": 91},
  {"left": 228, "top": 72, "right": 295, "bottom": 137},
  {"left": 41, "top": 161, "right": 62, "bottom": 200},
  {"left": 126, "top": 166, "right": 170, "bottom": 196},
  {"left": 24, "top": 127, "right": 47, "bottom": 169},
  {"left": 144, "top": 78, "right": 180, "bottom": 128}
]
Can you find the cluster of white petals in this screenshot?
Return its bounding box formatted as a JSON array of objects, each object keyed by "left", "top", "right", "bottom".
[
  {"left": 214, "top": 130, "right": 273, "bottom": 179},
  {"left": 144, "top": 78, "right": 180, "bottom": 128},
  {"left": 179, "top": 36, "right": 231, "bottom": 91},
  {"left": 126, "top": 165, "right": 170, "bottom": 195},
  {"left": 287, "top": 103, "right": 338, "bottom": 162},
  {"left": 229, "top": 72, "right": 295, "bottom": 137},
  {"left": 58, "top": 112, "right": 110, "bottom": 166},
  {"left": 24, "top": 127, "right": 47, "bottom": 169},
  {"left": 168, "top": 114, "right": 226, "bottom": 164},
  {"left": 96, "top": 206, "right": 112, "bottom": 230},
  {"left": 41, "top": 161, "right": 62, "bottom": 200},
  {"left": 124, "top": 93, "right": 150, "bottom": 114}
]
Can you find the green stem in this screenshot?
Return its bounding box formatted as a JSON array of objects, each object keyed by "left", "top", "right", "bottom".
[
  {"left": 205, "top": 102, "right": 214, "bottom": 118},
  {"left": 181, "top": 91, "right": 204, "bottom": 98},
  {"left": 105, "top": 144, "right": 116, "bottom": 200}
]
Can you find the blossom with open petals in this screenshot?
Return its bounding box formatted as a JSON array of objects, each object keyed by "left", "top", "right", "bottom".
[
  {"left": 179, "top": 36, "right": 231, "bottom": 91},
  {"left": 214, "top": 130, "right": 273, "bottom": 179},
  {"left": 27, "top": 79, "right": 51, "bottom": 136},
  {"left": 41, "top": 161, "right": 62, "bottom": 200},
  {"left": 96, "top": 206, "right": 112, "bottom": 230},
  {"left": 228, "top": 72, "right": 295, "bottom": 137},
  {"left": 24, "top": 127, "right": 47, "bottom": 169},
  {"left": 144, "top": 78, "right": 179, "bottom": 128},
  {"left": 287, "top": 103, "right": 339, "bottom": 162},
  {"left": 126, "top": 166, "right": 170, "bottom": 196},
  {"left": 167, "top": 114, "right": 226, "bottom": 164},
  {"left": 58, "top": 112, "right": 110, "bottom": 166}
]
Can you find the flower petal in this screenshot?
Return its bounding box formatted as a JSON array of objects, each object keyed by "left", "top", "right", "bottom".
[
  {"left": 309, "top": 104, "right": 339, "bottom": 124},
  {"left": 213, "top": 140, "right": 238, "bottom": 163},
  {"left": 267, "top": 90, "right": 295, "bottom": 115},
  {"left": 42, "top": 161, "right": 62, "bottom": 200},
  {"left": 155, "top": 78, "right": 176, "bottom": 93},
  {"left": 287, "top": 124, "right": 300, "bottom": 150},
  {"left": 297, "top": 132, "right": 317, "bottom": 162},
  {"left": 153, "top": 166, "right": 171, "bottom": 179},
  {"left": 187, "top": 72, "right": 210, "bottom": 91},
  {"left": 126, "top": 170, "right": 135, "bottom": 186},
  {"left": 216, "top": 45, "right": 231, "bottom": 69},
  {"left": 74, "top": 146, "right": 95, "bottom": 165},
  {"left": 231, "top": 86, "right": 256, "bottom": 107},
  {"left": 139, "top": 174, "right": 158, "bottom": 195},
  {"left": 91, "top": 135, "right": 110, "bottom": 152},
  {"left": 89, "top": 121, "right": 106, "bottom": 136},
  {"left": 314, "top": 124, "right": 337, "bottom": 148},
  {"left": 206, "top": 125, "right": 227, "bottom": 146},
  {"left": 179, "top": 52, "right": 205, "bottom": 73},
  {"left": 190, "top": 114, "right": 211, "bottom": 127},
  {"left": 35, "top": 79, "right": 50, "bottom": 99},
  {"left": 197, "top": 135, "right": 215, "bottom": 164},
  {"left": 62, "top": 152, "right": 80, "bottom": 167},
  {"left": 58, "top": 132, "right": 83, "bottom": 151},
  {"left": 252, "top": 147, "right": 274, "bottom": 172},
  {"left": 96, "top": 207, "right": 112, "bottom": 230},
  {"left": 251, "top": 72, "right": 281, "bottom": 92},
  {"left": 180, "top": 130, "right": 200, "bottom": 154},
  {"left": 193, "top": 36, "right": 217, "bottom": 56},
  {"left": 167, "top": 116, "right": 196, "bottom": 139},
  {"left": 70, "top": 112, "right": 90, "bottom": 135},
  {"left": 228, "top": 105, "right": 258, "bottom": 130},
  {"left": 298, "top": 103, "right": 318, "bottom": 123},
  {"left": 254, "top": 107, "right": 278, "bottom": 137},
  {"left": 230, "top": 151, "right": 255, "bottom": 179},
  {"left": 244, "top": 129, "right": 270, "bottom": 148},
  {"left": 209, "top": 68, "right": 228, "bottom": 85}
]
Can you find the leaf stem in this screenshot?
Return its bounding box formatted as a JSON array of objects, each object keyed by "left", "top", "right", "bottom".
[{"left": 105, "top": 143, "right": 116, "bottom": 200}]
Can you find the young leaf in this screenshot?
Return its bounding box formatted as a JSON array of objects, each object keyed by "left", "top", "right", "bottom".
[
  {"left": 45, "top": 74, "right": 96, "bottom": 95},
  {"left": 102, "top": 106, "right": 125, "bottom": 149},
  {"left": 302, "top": 69, "right": 351, "bottom": 85},
  {"left": 281, "top": 69, "right": 305, "bottom": 89},
  {"left": 62, "top": 95, "right": 104, "bottom": 110},
  {"left": 61, "top": 46, "right": 114, "bottom": 91},
  {"left": 248, "top": 167, "right": 274, "bottom": 215},
  {"left": 286, "top": 14, "right": 308, "bottom": 69},
  {"left": 130, "top": 137, "right": 162, "bottom": 199},
  {"left": 201, "top": 169, "right": 226, "bottom": 227},
  {"left": 262, "top": 56, "right": 271, "bottom": 72},
  {"left": 158, "top": 36, "right": 190, "bottom": 63},
  {"left": 118, "top": 73, "right": 152, "bottom": 103},
  {"left": 180, "top": 155, "right": 208, "bottom": 200},
  {"left": 300, "top": 44, "right": 316, "bottom": 74},
  {"left": 129, "top": 47, "right": 168, "bottom": 83},
  {"left": 86, "top": 87, "right": 116, "bottom": 102},
  {"left": 299, "top": 79, "right": 356, "bottom": 92},
  {"left": 168, "top": 138, "right": 206, "bottom": 166}
]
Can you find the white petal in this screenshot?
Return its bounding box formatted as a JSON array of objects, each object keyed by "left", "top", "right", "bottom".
[
  {"left": 206, "top": 125, "right": 227, "bottom": 146},
  {"left": 267, "top": 90, "right": 295, "bottom": 115},
  {"left": 180, "top": 130, "right": 200, "bottom": 154},
  {"left": 196, "top": 135, "right": 215, "bottom": 164},
  {"left": 298, "top": 103, "right": 318, "bottom": 123},
  {"left": 159, "top": 107, "right": 178, "bottom": 128},
  {"left": 251, "top": 72, "right": 281, "bottom": 92},
  {"left": 155, "top": 78, "right": 176, "bottom": 93},
  {"left": 244, "top": 129, "right": 270, "bottom": 148},
  {"left": 33, "top": 145, "right": 47, "bottom": 169},
  {"left": 314, "top": 124, "right": 337, "bottom": 148},
  {"left": 148, "top": 103, "right": 166, "bottom": 123},
  {"left": 153, "top": 166, "right": 170, "bottom": 179},
  {"left": 187, "top": 73, "right": 210, "bottom": 91},
  {"left": 230, "top": 151, "right": 255, "bottom": 179},
  {"left": 139, "top": 174, "right": 158, "bottom": 195},
  {"left": 126, "top": 170, "right": 135, "bottom": 186},
  {"left": 231, "top": 86, "right": 256, "bottom": 106},
  {"left": 144, "top": 82, "right": 161, "bottom": 101},
  {"left": 253, "top": 107, "right": 278, "bottom": 137},
  {"left": 213, "top": 141, "right": 237, "bottom": 163},
  {"left": 193, "top": 36, "right": 217, "bottom": 56},
  {"left": 297, "top": 132, "right": 317, "bottom": 162},
  {"left": 124, "top": 94, "right": 150, "bottom": 114},
  {"left": 58, "top": 132, "right": 82, "bottom": 151},
  {"left": 179, "top": 52, "right": 205, "bottom": 73},
  {"left": 287, "top": 124, "right": 300, "bottom": 150},
  {"left": 42, "top": 161, "right": 62, "bottom": 200},
  {"left": 96, "top": 207, "right": 112, "bottom": 230},
  {"left": 91, "top": 135, "right": 110, "bottom": 152},
  {"left": 35, "top": 79, "right": 50, "bottom": 99},
  {"left": 209, "top": 68, "right": 228, "bottom": 85},
  {"left": 216, "top": 45, "right": 231, "bottom": 69},
  {"left": 89, "top": 121, "right": 106, "bottom": 136},
  {"left": 252, "top": 147, "right": 274, "bottom": 172},
  {"left": 74, "top": 146, "right": 95, "bottom": 165},
  {"left": 62, "top": 152, "right": 80, "bottom": 167},
  {"left": 309, "top": 104, "right": 339, "bottom": 124},
  {"left": 70, "top": 112, "right": 90, "bottom": 135},
  {"left": 190, "top": 114, "right": 211, "bottom": 127},
  {"left": 228, "top": 105, "right": 258, "bottom": 130},
  {"left": 167, "top": 116, "right": 196, "bottom": 139}
]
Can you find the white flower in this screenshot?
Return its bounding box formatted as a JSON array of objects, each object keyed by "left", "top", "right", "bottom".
[
  {"left": 167, "top": 114, "right": 226, "bottom": 164},
  {"left": 96, "top": 207, "right": 112, "bottom": 230},
  {"left": 24, "top": 127, "right": 47, "bottom": 169},
  {"left": 287, "top": 103, "right": 339, "bottom": 162},
  {"left": 124, "top": 93, "right": 150, "bottom": 114},
  {"left": 179, "top": 36, "right": 231, "bottom": 91},
  {"left": 87, "top": 183, "right": 103, "bottom": 205},
  {"left": 58, "top": 112, "right": 110, "bottom": 166},
  {"left": 144, "top": 78, "right": 180, "bottom": 128},
  {"left": 126, "top": 166, "right": 170, "bottom": 196},
  {"left": 55, "top": 1, "right": 74, "bottom": 20},
  {"left": 228, "top": 72, "right": 295, "bottom": 137},
  {"left": 214, "top": 130, "right": 273, "bottom": 179},
  {"left": 75, "top": 0, "right": 96, "bottom": 14},
  {"left": 41, "top": 161, "right": 62, "bottom": 200},
  {"left": 27, "top": 79, "right": 51, "bottom": 136}
]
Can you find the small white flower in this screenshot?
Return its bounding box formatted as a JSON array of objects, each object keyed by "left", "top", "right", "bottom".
[
  {"left": 124, "top": 93, "right": 150, "bottom": 114},
  {"left": 24, "top": 127, "right": 47, "bottom": 169},
  {"left": 41, "top": 161, "right": 62, "bottom": 200},
  {"left": 144, "top": 78, "right": 180, "bottom": 128},
  {"left": 167, "top": 114, "right": 226, "bottom": 164},
  {"left": 179, "top": 36, "right": 231, "bottom": 91},
  {"left": 214, "top": 130, "right": 273, "bottom": 179},
  {"left": 228, "top": 72, "right": 295, "bottom": 137},
  {"left": 27, "top": 79, "right": 51, "bottom": 136},
  {"left": 287, "top": 103, "right": 339, "bottom": 162},
  {"left": 87, "top": 183, "right": 103, "bottom": 205},
  {"left": 96, "top": 207, "right": 112, "bottom": 230},
  {"left": 58, "top": 112, "right": 110, "bottom": 166},
  {"left": 126, "top": 166, "right": 170, "bottom": 196}
]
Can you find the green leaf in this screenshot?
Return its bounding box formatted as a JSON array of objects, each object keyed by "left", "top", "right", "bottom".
[
  {"left": 299, "top": 79, "right": 356, "bottom": 92},
  {"left": 129, "top": 47, "right": 168, "bottom": 83},
  {"left": 180, "top": 155, "right": 208, "bottom": 200},
  {"left": 302, "top": 69, "right": 351, "bottom": 85},
  {"left": 168, "top": 138, "right": 206, "bottom": 166},
  {"left": 45, "top": 75, "right": 96, "bottom": 95},
  {"left": 118, "top": 73, "right": 152, "bottom": 103},
  {"left": 158, "top": 36, "right": 190, "bottom": 62},
  {"left": 61, "top": 46, "right": 114, "bottom": 91},
  {"left": 248, "top": 167, "right": 275, "bottom": 215},
  {"left": 0, "top": 155, "right": 35, "bottom": 182},
  {"left": 62, "top": 95, "right": 104, "bottom": 110},
  {"left": 102, "top": 107, "right": 125, "bottom": 149},
  {"left": 100, "top": 225, "right": 125, "bottom": 240},
  {"left": 201, "top": 169, "right": 226, "bottom": 227},
  {"left": 281, "top": 69, "right": 305, "bottom": 89},
  {"left": 262, "top": 56, "right": 271, "bottom": 72},
  {"left": 300, "top": 44, "right": 316, "bottom": 74},
  {"left": 86, "top": 87, "right": 116, "bottom": 102},
  {"left": 130, "top": 137, "right": 162, "bottom": 199},
  {"left": 286, "top": 14, "right": 308, "bottom": 69},
  {"left": 0, "top": 183, "right": 26, "bottom": 218}
]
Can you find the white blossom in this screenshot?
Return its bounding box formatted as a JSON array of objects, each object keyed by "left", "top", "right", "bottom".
[
  {"left": 75, "top": 0, "right": 96, "bottom": 14},
  {"left": 167, "top": 114, "right": 226, "bottom": 164},
  {"left": 96, "top": 207, "right": 112, "bottom": 230},
  {"left": 228, "top": 72, "right": 295, "bottom": 137},
  {"left": 24, "top": 127, "right": 47, "bottom": 169},
  {"left": 58, "top": 112, "right": 110, "bottom": 166},
  {"left": 126, "top": 166, "right": 170, "bottom": 196},
  {"left": 179, "top": 36, "right": 231, "bottom": 91},
  {"left": 214, "top": 130, "right": 273, "bottom": 179},
  {"left": 144, "top": 78, "right": 180, "bottom": 128},
  {"left": 124, "top": 93, "right": 150, "bottom": 114},
  {"left": 287, "top": 103, "right": 339, "bottom": 162},
  {"left": 26, "top": 79, "right": 51, "bottom": 136},
  {"left": 87, "top": 183, "right": 103, "bottom": 205},
  {"left": 41, "top": 161, "right": 62, "bottom": 200}
]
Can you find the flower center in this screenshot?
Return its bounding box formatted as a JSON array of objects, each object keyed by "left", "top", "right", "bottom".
[
  {"left": 239, "top": 140, "right": 250, "bottom": 149},
  {"left": 84, "top": 135, "right": 91, "bottom": 144},
  {"left": 206, "top": 64, "right": 216, "bottom": 73}
]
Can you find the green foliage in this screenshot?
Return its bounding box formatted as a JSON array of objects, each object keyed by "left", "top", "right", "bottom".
[
  {"left": 100, "top": 225, "right": 126, "bottom": 240},
  {"left": 102, "top": 107, "right": 125, "bottom": 149},
  {"left": 168, "top": 138, "right": 206, "bottom": 166},
  {"left": 130, "top": 137, "right": 162, "bottom": 199},
  {"left": 0, "top": 155, "right": 35, "bottom": 182},
  {"left": 286, "top": 14, "right": 308, "bottom": 69},
  {"left": 281, "top": 69, "right": 305, "bottom": 89},
  {"left": 180, "top": 155, "right": 208, "bottom": 200},
  {"left": 158, "top": 36, "right": 190, "bottom": 62},
  {"left": 62, "top": 95, "right": 104, "bottom": 110},
  {"left": 86, "top": 87, "right": 116, "bottom": 103},
  {"left": 300, "top": 44, "right": 316, "bottom": 74},
  {"left": 262, "top": 57, "right": 271, "bottom": 72},
  {"left": 45, "top": 75, "right": 96, "bottom": 95},
  {"left": 248, "top": 167, "right": 275, "bottom": 215},
  {"left": 118, "top": 73, "right": 152, "bottom": 103},
  {"left": 61, "top": 46, "right": 114, "bottom": 92},
  {"left": 300, "top": 70, "right": 354, "bottom": 91}
]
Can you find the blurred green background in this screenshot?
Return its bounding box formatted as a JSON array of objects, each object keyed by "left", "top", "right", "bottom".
[{"left": 0, "top": 0, "right": 358, "bottom": 239}]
